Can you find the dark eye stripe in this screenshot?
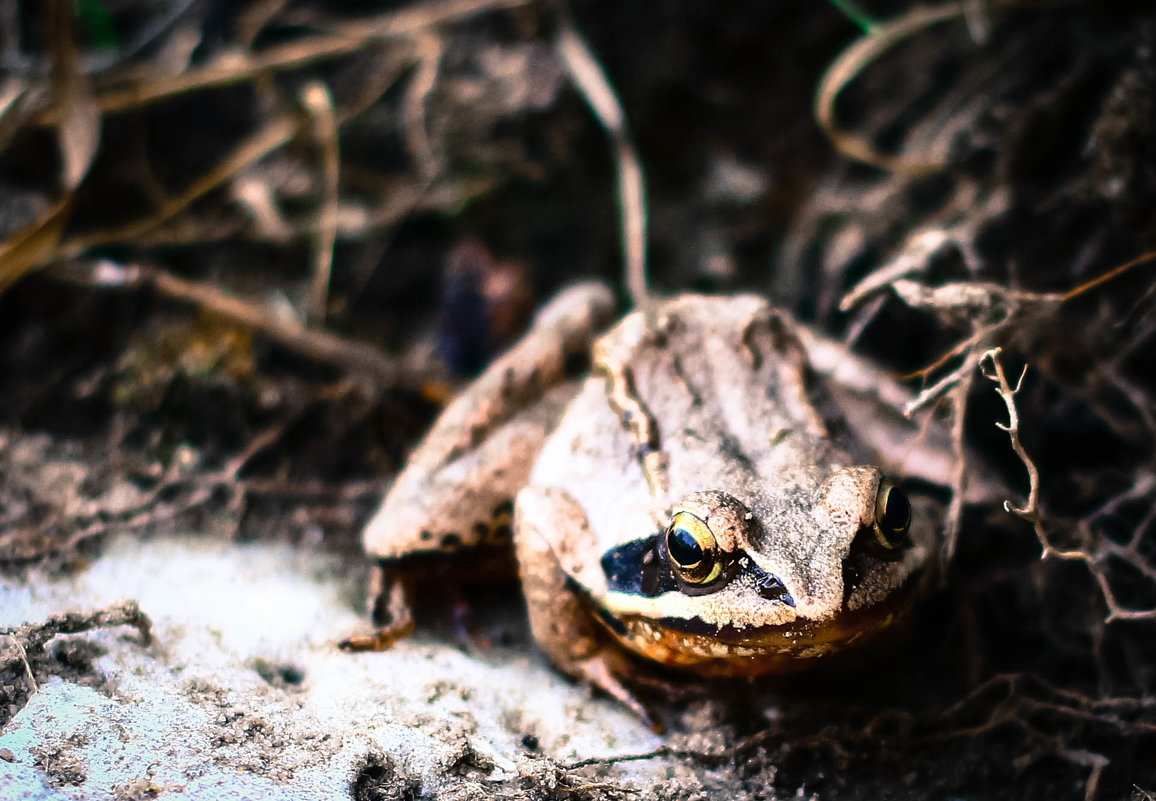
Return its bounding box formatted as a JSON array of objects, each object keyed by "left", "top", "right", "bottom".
[{"left": 600, "top": 535, "right": 677, "bottom": 597}]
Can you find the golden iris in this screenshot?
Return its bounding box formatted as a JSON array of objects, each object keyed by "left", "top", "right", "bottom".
[
  {"left": 872, "top": 480, "right": 912, "bottom": 551},
  {"left": 665, "top": 511, "right": 722, "bottom": 584}
]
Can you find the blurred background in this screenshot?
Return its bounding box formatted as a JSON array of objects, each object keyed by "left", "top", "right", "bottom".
[{"left": 0, "top": 1, "right": 1155, "bottom": 797}]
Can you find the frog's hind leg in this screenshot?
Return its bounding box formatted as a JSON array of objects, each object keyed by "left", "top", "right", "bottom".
[
  {"left": 338, "top": 564, "right": 415, "bottom": 651},
  {"left": 515, "top": 485, "right": 661, "bottom": 731}
]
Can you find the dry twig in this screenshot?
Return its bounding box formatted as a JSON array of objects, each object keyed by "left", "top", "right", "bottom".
[
  {"left": 981, "top": 348, "right": 1156, "bottom": 623},
  {"left": 48, "top": 260, "right": 417, "bottom": 385}
]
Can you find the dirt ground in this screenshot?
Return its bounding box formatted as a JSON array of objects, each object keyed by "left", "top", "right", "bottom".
[{"left": 2, "top": 1, "right": 1156, "bottom": 799}]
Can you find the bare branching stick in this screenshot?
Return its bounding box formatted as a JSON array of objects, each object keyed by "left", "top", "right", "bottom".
[
  {"left": 840, "top": 187, "right": 1008, "bottom": 312},
  {"left": 564, "top": 670, "right": 1137, "bottom": 801},
  {"left": 904, "top": 365, "right": 965, "bottom": 417},
  {"left": 981, "top": 348, "right": 1156, "bottom": 623},
  {"left": 979, "top": 348, "right": 1038, "bottom": 521},
  {"left": 554, "top": 1, "right": 648, "bottom": 308},
  {"left": 839, "top": 230, "right": 951, "bottom": 311}
]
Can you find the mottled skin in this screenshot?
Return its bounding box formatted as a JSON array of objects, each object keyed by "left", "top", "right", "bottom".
[
  {"left": 355, "top": 285, "right": 937, "bottom": 723},
  {"left": 361, "top": 283, "right": 618, "bottom": 562}
]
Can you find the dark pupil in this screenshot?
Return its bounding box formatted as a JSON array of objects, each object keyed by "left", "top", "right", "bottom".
[
  {"left": 667, "top": 527, "right": 704, "bottom": 567},
  {"left": 882, "top": 488, "right": 911, "bottom": 533}
]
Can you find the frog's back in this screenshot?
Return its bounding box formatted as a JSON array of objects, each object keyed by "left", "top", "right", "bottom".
[{"left": 529, "top": 294, "right": 866, "bottom": 561}]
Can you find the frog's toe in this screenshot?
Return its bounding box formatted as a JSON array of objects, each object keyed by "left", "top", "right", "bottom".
[
  {"left": 576, "top": 653, "right": 665, "bottom": 733},
  {"left": 340, "top": 564, "right": 416, "bottom": 651},
  {"left": 338, "top": 621, "right": 417, "bottom": 652},
  {"left": 628, "top": 671, "right": 709, "bottom": 704}
]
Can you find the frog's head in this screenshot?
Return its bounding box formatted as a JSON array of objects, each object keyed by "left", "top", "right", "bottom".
[{"left": 598, "top": 467, "right": 930, "bottom": 673}]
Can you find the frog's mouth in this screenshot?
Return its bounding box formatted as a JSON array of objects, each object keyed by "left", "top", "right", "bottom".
[{"left": 583, "top": 566, "right": 926, "bottom": 676}]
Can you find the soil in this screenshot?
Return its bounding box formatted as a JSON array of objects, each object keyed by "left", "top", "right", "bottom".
[{"left": 1, "top": 1, "right": 1155, "bottom": 798}]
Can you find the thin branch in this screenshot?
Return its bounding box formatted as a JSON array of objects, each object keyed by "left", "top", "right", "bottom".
[
  {"left": 981, "top": 348, "right": 1156, "bottom": 623},
  {"left": 48, "top": 260, "right": 418, "bottom": 386},
  {"left": 980, "top": 349, "right": 1038, "bottom": 518}
]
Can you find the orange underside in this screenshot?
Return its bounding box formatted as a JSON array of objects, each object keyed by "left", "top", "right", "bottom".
[{"left": 598, "top": 581, "right": 922, "bottom": 677}]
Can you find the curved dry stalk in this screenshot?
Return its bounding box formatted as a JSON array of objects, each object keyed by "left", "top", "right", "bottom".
[
  {"left": 7, "top": 635, "right": 37, "bottom": 693},
  {"left": 815, "top": 1, "right": 969, "bottom": 174},
  {"left": 554, "top": 0, "right": 648, "bottom": 308},
  {"left": 816, "top": 1, "right": 1035, "bottom": 175}
]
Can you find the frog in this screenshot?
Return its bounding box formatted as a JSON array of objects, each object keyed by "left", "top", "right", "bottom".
[{"left": 345, "top": 282, "right": 939, "bottom": 727}]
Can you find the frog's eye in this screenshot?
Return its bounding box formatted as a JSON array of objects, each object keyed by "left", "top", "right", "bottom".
[
  {"left": 871, "top": 480, "right": 911, "bottom": 551},
  {"left": 665, "top": 511, "right": 722, "bottom": 584}
]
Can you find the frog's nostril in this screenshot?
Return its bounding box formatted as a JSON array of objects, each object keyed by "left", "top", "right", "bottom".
[{"left": 750, "top": 565, "right": 794, "bottom": 606}]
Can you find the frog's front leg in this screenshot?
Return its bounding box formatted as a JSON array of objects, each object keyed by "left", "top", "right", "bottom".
[
  {"left": 515, "top": 485, "right": 659, "bottom": 731},
  {"left": 340, "top": 564, "right": 415, "bottom": 650},
  {"left": 346, "top": 283, "right": 616, "bottom": 651}
]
